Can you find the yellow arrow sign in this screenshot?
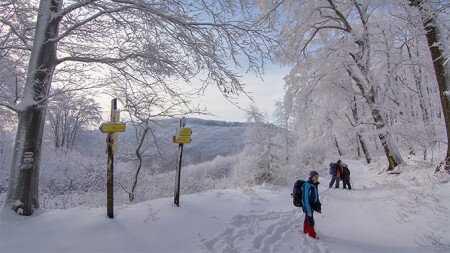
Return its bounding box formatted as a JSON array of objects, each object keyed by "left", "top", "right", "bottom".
[
  {"left": 99, "top": 123, "right": 126, "bottom": 133},
  {"left": 179, "top": 128, "right": 192, "bottom": 137},
  {"left": 173, "top": 136, "right": 192, "bottom": 144}
]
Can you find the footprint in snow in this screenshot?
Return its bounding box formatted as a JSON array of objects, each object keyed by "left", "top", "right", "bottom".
[{"left": 199, "top": 210, "right": 331, "bottom": 253}]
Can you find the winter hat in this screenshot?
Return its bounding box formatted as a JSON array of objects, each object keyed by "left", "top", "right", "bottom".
[
  {"left": 309, "top": 170, "right": 319, "bottom": 179},
  {"left": 337, "top": 160, "right": 342, "bottom": 164}
]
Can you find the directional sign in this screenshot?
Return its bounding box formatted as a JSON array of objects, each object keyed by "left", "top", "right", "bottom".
[
  {"left": 173, "top": 136, "right": 192, "bottom": 144},
  {"left": 178, "top": 127, "right": 192, "bottom": 137},
  {"left": 99, "top": 122, "right": 126, "bottom": 133}
]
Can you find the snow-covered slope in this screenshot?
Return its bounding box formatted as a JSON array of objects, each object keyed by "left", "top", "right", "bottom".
[{"left": 1, "top": 160, "right": 449, "bottom": 253}]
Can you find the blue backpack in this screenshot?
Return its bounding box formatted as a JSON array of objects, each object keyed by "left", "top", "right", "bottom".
[{"left": 292, "top": 179, "right": 305, "bottom": 207}]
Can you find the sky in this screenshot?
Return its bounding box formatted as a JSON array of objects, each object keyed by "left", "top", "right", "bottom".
[
  {"left": 194, "top": 65, "right": 289, "bottom": 123},
  {"left": 97, "top": 64, "right": 289, "bottom": 124}
]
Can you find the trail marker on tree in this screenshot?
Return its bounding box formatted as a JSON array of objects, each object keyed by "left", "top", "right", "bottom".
[
  {"left": 173, "top": 117, "right": 192, "bottom": 206},
  {"left": 99, "top": 98, "right": 126, "bottom": 218}
]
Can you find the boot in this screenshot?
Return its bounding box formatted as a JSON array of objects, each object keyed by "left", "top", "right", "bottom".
[
  {"left": 306, "top": 225, "right": 317, "bottom": 239},
  {"left": 304, "top": 223, "right": 316, "bottom": 238}
]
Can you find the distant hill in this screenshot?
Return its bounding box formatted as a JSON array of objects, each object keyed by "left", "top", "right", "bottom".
[{"left": 73, "top": 118, "right": 280, "bottom": 173}]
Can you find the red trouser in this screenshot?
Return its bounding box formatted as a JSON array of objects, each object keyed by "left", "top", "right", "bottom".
[{"left": 303, "top": 212, "right": 316, "bottom": 238}]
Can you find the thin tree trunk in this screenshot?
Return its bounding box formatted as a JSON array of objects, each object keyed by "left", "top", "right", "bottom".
[
  {"left": 406, "top": 38, "right": 436, "bottom": 158},
  {"left": 357, "top": 133, "right": 371, "bottom": 164},
  {"left": 4, "top": 0, "right": 63, "bottom": 214},
  {"left": 129, "top": 127, "right": 149, "bottom": 202},
  {"left": 334, "top": 136, "right": 343, "bottom": 156},
  {"left": 356, "top": 135, "right": 361, "bottom": 158}
]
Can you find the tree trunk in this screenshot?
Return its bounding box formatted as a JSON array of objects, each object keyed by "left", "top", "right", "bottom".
[
  {"left": 129, "top": 127, "right": 149, "bottom": 202},
  {"left": 4, "top": 0, "right": 62, "bottom": 215},
  {"left": 345, "top": 3, "right": 403, "bottom": 171},
  {"left": 405, "top": 37, "right": 436, "bottom": 158},
  {"left": 334, "top": 136, "right": 343, "bottom": 156},
  {"left": 351, "top": 95, "right": 371, "bottom": 164},
  {"left": 369, "top": 102, "right": 404, "bottom": 171},
  {"left": 411, "top": 0, "right": 450, "bottom": 171},
  {"left": 357, "top": 133, "right": 371, "bottom": 164}
]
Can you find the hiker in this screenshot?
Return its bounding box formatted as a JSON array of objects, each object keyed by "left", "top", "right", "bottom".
[
  {"left": 328, "top": 160, "right": 343, "bottom": 188},
  {"left": 302, "top": 171, "right": 321, "bottom": 239},
  {"left": 342, "top": 163, "right": 351, "bottom": 190}
]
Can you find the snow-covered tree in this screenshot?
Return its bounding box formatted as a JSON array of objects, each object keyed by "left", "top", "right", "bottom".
[
  {"left": 239, "top": 105, "right": 282, "bottom": 185},
  {"left": 259, "top": 0, "right": 447, "bottom": 171},
  {"left": 47, "top": 90, "right": 102, "bottom": 149},
  {"left": 111, "top": 78, "right": 204, "bottom": 202},
  {"left": 410, "top": 0, "right": 450, "bottom": 171},
  {"left": 1, "top": 0, "right": 276, "bottom": 214}
]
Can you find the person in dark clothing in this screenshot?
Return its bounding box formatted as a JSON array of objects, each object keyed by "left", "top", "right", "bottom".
[
  {"left": 342, "top": 163, "right": 351, "bottom": 190},
  {"left": 302, "top": 170, "right": 321, "bottom": 239},
  {"left": 328, "top": 160, "right": 343, "bottom": 188}
]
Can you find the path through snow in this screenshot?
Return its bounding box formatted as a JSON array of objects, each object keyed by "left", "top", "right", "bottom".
[
  {"left": 1, "top": 160, "right": 449, "bottom": 253},
  {"left": 199, "top": 160, "right": 448, "bottom": 253}
]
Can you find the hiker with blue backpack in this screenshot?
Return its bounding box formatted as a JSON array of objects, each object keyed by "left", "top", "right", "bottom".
[
  {"left": 328, "top": 160, "right": 343, "bottom": 188},
  {"left": 292, "top": 171, "right": 322, "bottom": 239}
]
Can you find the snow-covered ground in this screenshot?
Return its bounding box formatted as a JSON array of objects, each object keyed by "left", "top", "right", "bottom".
[{"left": 1, "top": 160, "right": 449, "bottom": 253}]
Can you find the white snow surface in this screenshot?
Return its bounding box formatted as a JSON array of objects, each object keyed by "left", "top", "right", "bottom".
[{"left": 1, "top": 160, "right": 449, "bottom": 253}]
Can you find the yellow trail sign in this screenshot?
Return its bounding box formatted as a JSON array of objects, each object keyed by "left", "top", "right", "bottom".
[
  {"left": 173, "top": 136, "right": 192, "bottom": 144},
  {"left": 177, "top": 127, "right": 192, "bottom": 137},
  {"left": 99, "top": 123, "right": 126, "bottom": 133}
]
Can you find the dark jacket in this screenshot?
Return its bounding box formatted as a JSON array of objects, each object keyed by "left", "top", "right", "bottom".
[
  {"left": 329, "top": 163, "right": 338, "bottom": 175},
  {"left": 302, "top": 179, "right": 321, "bottom": 214},
  {"left": 330, "top": 163, "right": 343, "bottom": 177},
  {"left": 342, "top": 166, "right": 351, "bottom": 179}
]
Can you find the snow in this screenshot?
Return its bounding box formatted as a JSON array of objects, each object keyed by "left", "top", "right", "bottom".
[{"left": 1, "top": 160, "right": 449, "bottom": 253}]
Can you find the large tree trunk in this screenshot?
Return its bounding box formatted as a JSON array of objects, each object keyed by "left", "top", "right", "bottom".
[
  {"left": 411, "top": 0, "right": 450, "bottom": 171},
  {"left": 368, "top": 99, "right": 404, "bottom": 171},
  {"left": 4, "top": 0, "right": 62, "bottom": 215}
]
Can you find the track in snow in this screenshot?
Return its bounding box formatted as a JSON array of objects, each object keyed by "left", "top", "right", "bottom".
[{"left": 200, "top": 210, "right": 330, "bottom": 253}]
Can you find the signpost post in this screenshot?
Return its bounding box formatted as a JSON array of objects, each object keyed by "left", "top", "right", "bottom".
[
  {"left": 173, "top": 117, "right": 192, "bottom": 207},
  {"left": 99, "top": 98, "right": 126, "bottom": 218}
]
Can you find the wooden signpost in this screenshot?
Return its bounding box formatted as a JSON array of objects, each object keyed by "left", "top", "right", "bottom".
[
  {"left": 99, "top": 98, "right": 126, "bottom": 218},
  {"left": 173, "top": 117, "right": 192, "bottom": 207}
]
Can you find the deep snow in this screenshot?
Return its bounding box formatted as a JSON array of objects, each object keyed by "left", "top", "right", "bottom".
[{"left": 1, "top": 160, "right": 449, "bottom": 253}]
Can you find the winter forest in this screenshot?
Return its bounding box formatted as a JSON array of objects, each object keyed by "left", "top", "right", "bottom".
[{"left": 1, "top": 0, "right": 450, "bottom": 253}]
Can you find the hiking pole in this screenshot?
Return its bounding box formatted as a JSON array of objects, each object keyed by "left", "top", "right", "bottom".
[{"left": 350, "top": 178, "right": 355, "bottom": 190}]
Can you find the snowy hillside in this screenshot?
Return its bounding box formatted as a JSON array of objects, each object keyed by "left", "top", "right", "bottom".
[
  {"left": 73, "top": 118, "right": 279, "bottom": 170},
  {"left": 2, "top": 160, "right": 449, "bottom": 253},
  {"left": 0, "top": 118, "right": 281, "bottom": 209}
]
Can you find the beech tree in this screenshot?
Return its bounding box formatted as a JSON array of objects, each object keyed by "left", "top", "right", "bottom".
[
  {"left": 262, "top": 0, "right": 408, "bottom": 170},
  {"left": 410, "top": 0, "right": 450, "bottom": 171},
  {"left": 1, "top": 0, "right": 275, "bottom": 215}
]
